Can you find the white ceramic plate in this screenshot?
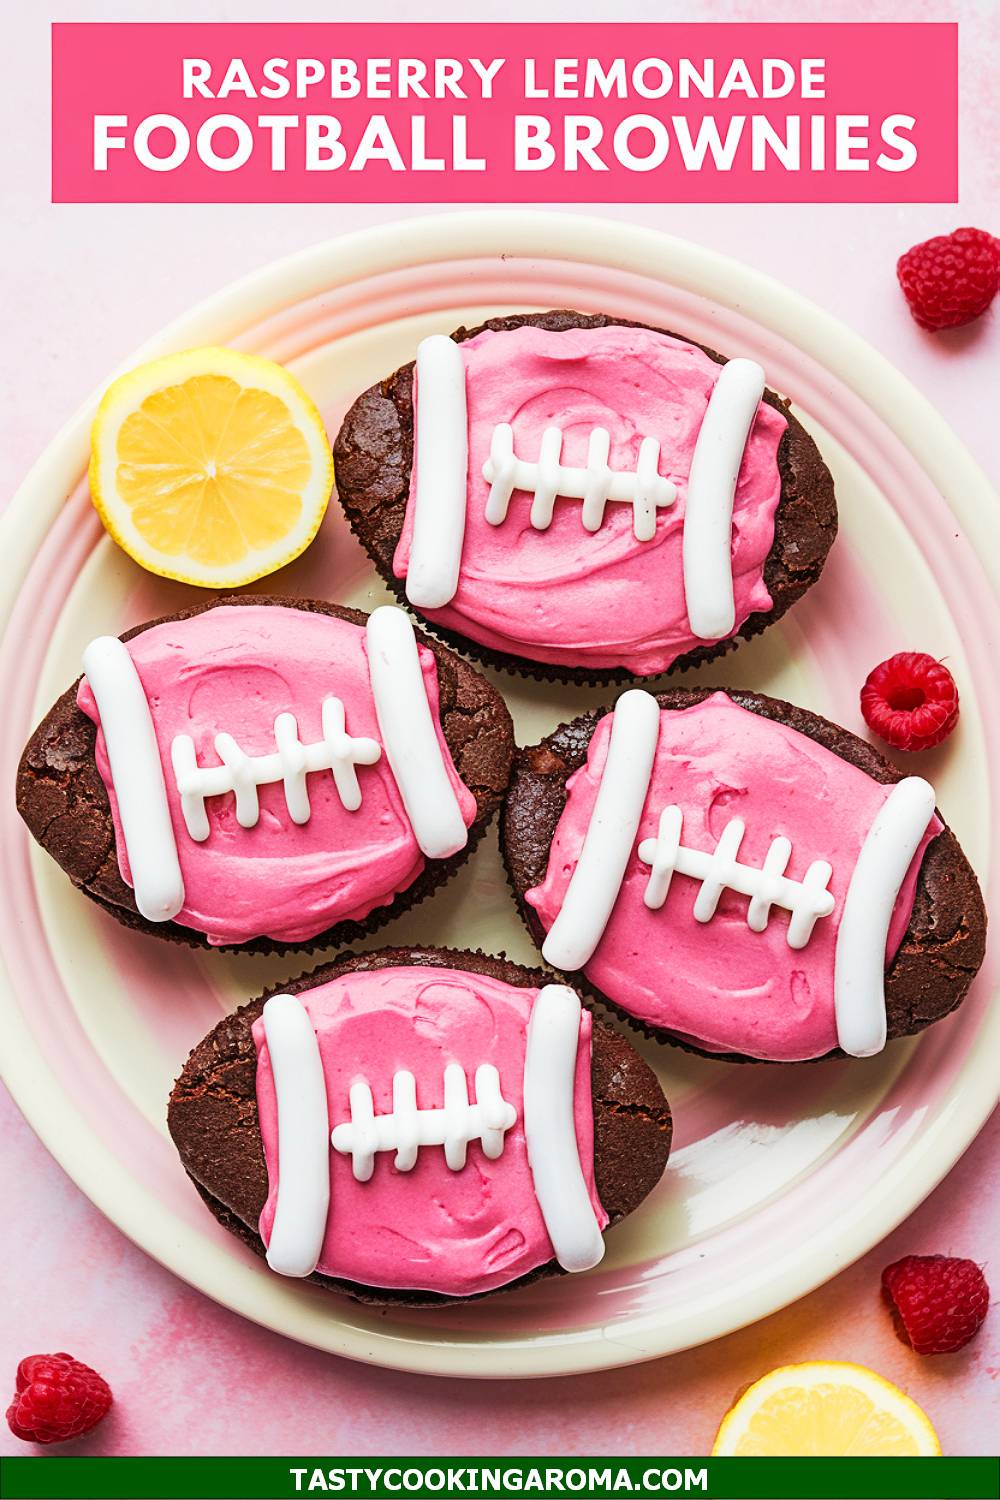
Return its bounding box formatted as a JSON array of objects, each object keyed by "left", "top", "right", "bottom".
[{"left": 1, "top": 211, "right": 997, "bottom": 1378}]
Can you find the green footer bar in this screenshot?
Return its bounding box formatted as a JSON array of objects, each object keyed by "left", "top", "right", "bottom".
[{"left": 1, "top": 1456, "right": 998, "bottom": 1500}]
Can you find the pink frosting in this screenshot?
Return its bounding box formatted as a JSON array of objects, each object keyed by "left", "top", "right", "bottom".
[
  {"left": 77, "top": 606, "right": 476, "bottom": 945},
  {"left": 393, "top": 325, "right": 788, "bottom": 675},
  {"left": 527, "top": 695, "right": 941, "bottom": 1062},
  {"left": 252, "top": 967, "right": 606, "bottom": 1297}
]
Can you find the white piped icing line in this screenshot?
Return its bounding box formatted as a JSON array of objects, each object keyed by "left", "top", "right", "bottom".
[
  {"left": 331, "top": 1064, "right": 516, "bottom": 1181},
  {"left": 542, "top": 689, "right": 661, "bottom": 973},
  {"left": 405, "top": 334, "right": 469, "bottom": 610},
  {"left": 523, "top": 985, "right": 606, "bottom": 1274},
  {"left": 682, "top": 357, "right": 766, "bottom": 641},
  {"left": 261, "top": 994, "right": 331, "bottom": 1279},
  {"left": 482, "top": 424, "right": 677, "bottom": 541},
  {"left": 170, "top": 698, "right": 381, "bottom": 841},
  {"left": 364, "top": 605, "right": 469, "bottom": 860},
  {"left": 81, "top": 636, "right": 185, "bottom": 923},
  {"left": 834, "top": 777, "right": 936, "bottom": 1059},
  {"left": 638, "top": 806, "right": 835, "bottom": 948}
]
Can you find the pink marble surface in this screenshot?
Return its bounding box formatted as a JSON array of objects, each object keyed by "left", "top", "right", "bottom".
[{"left": 2, "top": 0, "right": 998, "bottom": 1460}]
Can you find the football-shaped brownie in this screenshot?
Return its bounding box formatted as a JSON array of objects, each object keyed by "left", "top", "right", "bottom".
[
  {"left": 502, "top": 687, "right": 985, "bottom": 1063},
  {"left": 168, "top": 947, "right": 671, "bottom": 1303},
  {"left": 333, "top": 310, "right": 837, "bottom": 681},
  {"left": 16, "top": 597, "right": 513, "bottom": 950}
]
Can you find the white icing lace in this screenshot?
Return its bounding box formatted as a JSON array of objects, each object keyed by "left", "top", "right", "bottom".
[
  {"left": 170, "top": 697, "right": 382, "bottom": 841},
  {"left": 482, "top": 423, "right": 677, "bottom": 540},
  {"left": 637, "top": 805, "right": 835, "bottom": 949},
  {"left": 330, "top": 1064, "right": 517, "bottom": 1181}
]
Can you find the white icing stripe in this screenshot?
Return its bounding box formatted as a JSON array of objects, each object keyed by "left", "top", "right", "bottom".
[
  {"left": 261, "top": 994, "right": 331, "bottom": 1279},
  {"left": 405, "top": 334, "right": 469, "bottom": 610},
  {"left": 482, "top": 423, "right": 677, "bottom": 540},
  {"left": 542, "top": 689, "right": 660, "bottom": 972},
  {"left": 365, "top": 605, "right": 469, "bottom": 860},
  {"left": 682, "top": 358, "right": 766, "bottom": 641},
  {"left": 81, "top": 636, "right": 185, "bottom": 923},
  {"left": 331, "top": 1064, "right": 516, "bottom": 1180},
  {"left": 834, "top": 777, "right": 936, "bottom": 1059},
  {"left": 523, "top": 985, "right": 605, "bottom": 1274}
]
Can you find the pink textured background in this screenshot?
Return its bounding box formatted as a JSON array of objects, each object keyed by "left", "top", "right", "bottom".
[{"left": 2, "top": 0, "right": 998, "bottom": 1460}]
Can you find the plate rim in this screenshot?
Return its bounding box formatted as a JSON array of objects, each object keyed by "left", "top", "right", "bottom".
[{"left": 1, "top": 208, "right": 997, "bottom": 1379}]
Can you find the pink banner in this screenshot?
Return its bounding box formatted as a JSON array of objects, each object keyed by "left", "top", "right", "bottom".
[{"left": 51, "top": 22, "right": 957, "bottom": 204}]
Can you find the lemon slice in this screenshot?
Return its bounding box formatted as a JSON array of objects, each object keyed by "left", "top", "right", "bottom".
[
  {"left": 89, "top": 346, "right": 334, "bottom": 587},
  {"left": 712, "top": 1362, "right": 941, "bottom": 1457}
]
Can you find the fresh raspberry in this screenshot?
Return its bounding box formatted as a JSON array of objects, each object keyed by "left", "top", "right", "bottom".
[
  {"left": 860, "top": 652, "right": 959, "bottom": 752},
  {"left": 897, "top": 227, "right": 999, "bottom": 331},
  {"left": 882, "top": 1255, "right": 990, "bottom": 1356},
  {"left": 6, "top": 1354, "right": 112, "bottom": 1445}
]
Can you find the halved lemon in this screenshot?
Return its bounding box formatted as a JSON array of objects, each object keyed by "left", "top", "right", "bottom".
[
  {"left": 89, "top": 346, "right": 334, "bottom": 587},
  {"left": 712, "top": 1361, "right": 941, "bottom": 1457}
]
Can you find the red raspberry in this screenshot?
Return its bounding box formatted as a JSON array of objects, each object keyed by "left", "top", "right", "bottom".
[
  {"left": 860, "top": 652, "right": 958, "bottom": 752},
  {"left": 882, "top": 1255, "right": 990, "bottom": 1356},
  {"left": 897, "top": 227, "right": 999, "bottom": 331},
  {"left": 6, "top": 1353, "right": 112, "bottom": 1445}
]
